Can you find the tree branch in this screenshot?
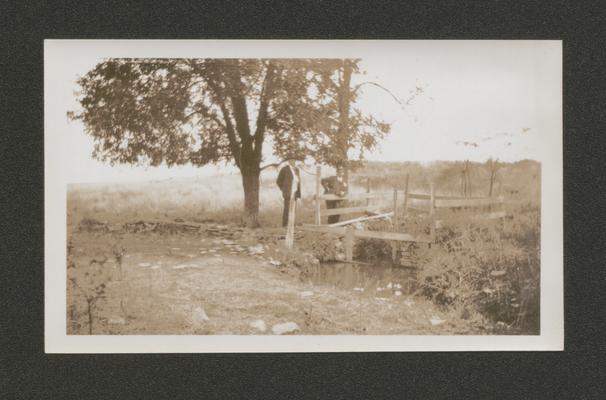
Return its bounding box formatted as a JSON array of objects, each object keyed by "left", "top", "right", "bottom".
[
  {"left": 183, "top": 107, "right": 226, "bottom": 130},
  {"left": 353, "top": 81, "right": 405, "bottom": 106},
  {"left": 253, "top": 62, "right": 279, "bottom": 159},
  {"left": 223, "top": 61, "right": 253, "bottom": 147},
  {"left": 205, "top": 78, "right": 242, "bottom": 169}
]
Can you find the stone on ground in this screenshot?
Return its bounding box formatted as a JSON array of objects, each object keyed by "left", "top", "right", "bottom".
[
  {"left": 191, "top": 307, "right": 210, "bottom": 324},
  {"left": 249, "top": 320, "right": 267, "bottom": 332},
  {"left": 271, "top": 322, "right": 299, "bottom": 335}
]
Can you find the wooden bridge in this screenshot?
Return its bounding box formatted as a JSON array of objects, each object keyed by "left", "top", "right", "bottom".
[{"left": 298, "top": 166, "right": 506, "bottom": 264}]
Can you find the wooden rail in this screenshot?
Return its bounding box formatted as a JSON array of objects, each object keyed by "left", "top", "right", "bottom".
[
  {"left": 300, "top": 224, "right": 431, "bottom": 242},
  {"left": 319, "top": 191, "right": 481, "bottom": 202},
  {"left": 323, "top": 205, "right": 380, "bottom": 216},
  {"left": 435, "top": 196, "right": 504, "bottom": 208},
  {"left": 328, "top": 211, "right": 393, "bottom": 227}
]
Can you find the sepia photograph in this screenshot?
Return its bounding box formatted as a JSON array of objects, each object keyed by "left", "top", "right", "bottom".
[{"left": 44, "top": 40, "right": 563, "bottom": 352}]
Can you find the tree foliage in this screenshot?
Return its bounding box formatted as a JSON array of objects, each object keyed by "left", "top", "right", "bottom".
[
  {"left": 72, "top": 59, "right": 304, "bottom": 168},
  {"left": 271, "top": 59, "right": 391, "bottom": 170}
]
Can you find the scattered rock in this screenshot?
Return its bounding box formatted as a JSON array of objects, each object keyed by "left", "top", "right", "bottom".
[
  {"left": 138, "top": 262, "right": 151, "bottom": 267},
  {"left": 173, "top": 264, "right": 200, "bottom": 269},
  {"left": 191, "top": 307, "right": 210, "bottom": 324},
  {"left": 430, "top": 316, "right": 446, "bottom": 326},
  {"left": 79, "top": 218, "right": 109, "bottom": 233},
  {"left": 300, "top": 291, "right": 314, "bottom": 297},
  {"left": 272, "top": 322, "right": 299, "bottom": 335},
  {"left": 353, "top": 287, "right": 364, "bottom": 292},
  {"left": 490, "top": 270, "right": 507, "bottom": 277},
  {"left": 250, "top": 320, "right": 267, "bottom": 332},
  {"left": 248, "top": 244, "right": 265, "bottom": 255},
  {"left": 108, "top": 317, "right": 126, "bottom": 325},
  {"left": 394, "top": 290, "right": 402, "bottom": 296},
  {"left": 404, "top": 298, "right": 415, "bottom": 307}
]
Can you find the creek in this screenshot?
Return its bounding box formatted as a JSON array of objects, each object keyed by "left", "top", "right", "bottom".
[{"left": 303, "top": 261, "right": 417, "bottom": 296}]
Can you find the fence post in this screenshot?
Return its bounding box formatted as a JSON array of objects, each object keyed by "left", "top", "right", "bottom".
[
  {"left": 315, "top": 165, "right": 322, "bottom": 225},
  {"left": 391, "top": 187, "right": 399, "bottom": 262},
  {"left": 403, "top": 173, "right": 409, "bottom": 215},
  {"left": 366, "top": 177, "right": 371, "bottom": 207},
  {"left": 285, "top": 179, "right": 297, "bottom": 250},
  {"left": 344, "top": 225, "right": 355, "bottom": 262},
  {"left": 392, "top": 187, "right": 399, "bottom": 227},
  {"left": 429, "top": 182, "right": 436, "bottom": 242}
]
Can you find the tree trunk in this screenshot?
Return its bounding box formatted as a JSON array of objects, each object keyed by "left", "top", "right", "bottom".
[
  {"left": 241, "top": 167, "right": 261, "bottom": 228},
  {"left": 335, "top": 60, "right": 353, "bottom": 197}
]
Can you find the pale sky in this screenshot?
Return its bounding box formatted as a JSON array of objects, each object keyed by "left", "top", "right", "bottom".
[{"left": 45, "top": 40, "right": 561, "bottom": 183}]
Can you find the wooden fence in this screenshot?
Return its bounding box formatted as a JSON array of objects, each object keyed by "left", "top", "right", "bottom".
[{"left": 298, "top": 166, "right": 506, "bottom": 264}]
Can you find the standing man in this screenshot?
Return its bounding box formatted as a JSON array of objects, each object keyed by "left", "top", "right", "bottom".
[{"left": 276, "top": 159, "right": 301, "bottom": 227}]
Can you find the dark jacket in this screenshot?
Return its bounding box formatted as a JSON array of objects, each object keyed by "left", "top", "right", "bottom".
[
  {"left": 321, "top": 176, "right": 346, "bottom": 197},
  {"left": 277, "top": 165, "right": 301, "bottom": 199}
]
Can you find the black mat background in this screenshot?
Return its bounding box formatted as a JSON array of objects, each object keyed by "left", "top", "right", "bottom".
[{"left": 2, "top": 1, "right": 605, "bottom": 398}]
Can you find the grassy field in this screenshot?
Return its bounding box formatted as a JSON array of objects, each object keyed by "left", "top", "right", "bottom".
[{"left": 67, "top": 160, "right": 540, "bottom": 335}]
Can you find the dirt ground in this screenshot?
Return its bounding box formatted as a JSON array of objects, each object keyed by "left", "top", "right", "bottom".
[{"left": 67, "top": 222, "right": 488, "bottom": 335}]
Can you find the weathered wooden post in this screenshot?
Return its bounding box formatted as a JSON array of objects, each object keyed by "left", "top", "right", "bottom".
[
  {"left": 392, "top": 187, "right": 399, "bottom": 227},
  {"left": 285, "top": 175, "right": 298, "bottom": 250},
  {"left": 344, "top": 225, "right": 355, "bottom": 262},
  {"left": 391, "top": 187, "right": 399, "bottom": 262},
  {"left": 315, "top": 165, "right": 322, "bottom": 225},
  {"left": 402, "top": 173, "right": 410, "bottom": 215},
  {"left": 429, "top": 181, "right": 436, "bottom": 242}
]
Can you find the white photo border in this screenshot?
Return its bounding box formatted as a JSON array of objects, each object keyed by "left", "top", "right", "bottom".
[{"left": 45, "top": 39, "right": 563, "bottom": 353}]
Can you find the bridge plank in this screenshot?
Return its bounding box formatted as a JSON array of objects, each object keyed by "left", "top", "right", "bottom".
[
  {"left": 299, "top": 224, "right": 431, "bottom": 243},
  {"left": 322, "top": 205, "right": 380, "bottom": 216}
]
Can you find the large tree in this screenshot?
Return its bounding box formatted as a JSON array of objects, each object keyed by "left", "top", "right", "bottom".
[
  {"left": 71, "top": 58, "right": 328, "bottom": 227},
  {"left": 71, "top": 58, "right": 398, "bottom": 227}
]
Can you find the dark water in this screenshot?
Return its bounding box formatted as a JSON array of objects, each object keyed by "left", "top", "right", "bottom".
[{"left": 304, "top": 262, "right": 417, "bottom": 296}]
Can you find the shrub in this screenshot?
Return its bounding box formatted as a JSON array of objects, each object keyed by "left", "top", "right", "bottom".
[{"left": 416, "top": 209, "right": 540, "bottom": 334}]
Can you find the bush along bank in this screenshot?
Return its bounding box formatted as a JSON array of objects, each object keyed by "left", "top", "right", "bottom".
[{"left": 414, "top": 209, "right": 540, "bottom": 334}]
